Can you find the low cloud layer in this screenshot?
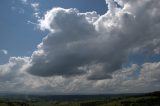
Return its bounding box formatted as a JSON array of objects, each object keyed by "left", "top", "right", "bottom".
[{"left": 0, "top": 0, "right": 160, "bottom": 93}]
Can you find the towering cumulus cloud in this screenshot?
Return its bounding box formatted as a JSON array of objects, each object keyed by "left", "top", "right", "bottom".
[
  {"left": 28, "top": 0, "right": 160, "bottom": 79},
  {"left": 1, "top": 0, "right": 160, "bottom": 93}
]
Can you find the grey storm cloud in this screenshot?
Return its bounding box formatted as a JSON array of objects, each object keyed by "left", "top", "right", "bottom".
[{"left": 26, "top": 0, "right": 160, "bottom": 80}]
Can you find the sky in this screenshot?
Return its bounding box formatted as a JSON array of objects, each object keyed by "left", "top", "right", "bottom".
[{"left": 0, "top": 0, "right": 160, "bottom": 94}]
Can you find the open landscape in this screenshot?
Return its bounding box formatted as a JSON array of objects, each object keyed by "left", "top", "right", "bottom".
[{"left": 0, "top": 91, "right": 160, "bottom": 106}]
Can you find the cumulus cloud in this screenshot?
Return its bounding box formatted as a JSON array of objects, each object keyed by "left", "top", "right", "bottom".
[
  {"left": 0, "top": 0, "right": 160, "bottom": 93},
  {"left": 29, "top": 7, "right": 126, "bottom": 78},
  {"left": 28, "top": 8, "right": 100, "bottom": 77},
  {"left": 27, "top": 0, "right": 160, "bottom": 80},
  {"left": 94, "top": 62, "right": 160, "bottom": 93},
  {"left": 0, "top": 57, "right": 29, "bottom": 81}
]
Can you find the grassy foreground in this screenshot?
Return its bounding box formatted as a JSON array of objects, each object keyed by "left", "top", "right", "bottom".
[{"left": 0, "top": 92, "right": 160, "bottom": 106}]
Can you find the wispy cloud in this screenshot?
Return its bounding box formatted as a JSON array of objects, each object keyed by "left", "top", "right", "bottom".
[
  {"left": 21, "top": 0, "right": 28, "bottom": 4},
  {"left": 11, "top": 6, "right": 25, "bottom": 14},
  {"left": 31, "top": 3, "right": 39, "bottom": 11},
  {"left": 0, "top": 49, "right": 8, "bottom": 55},
  {"left": 31, "top": 2, "right": 41, "bottom": 19}
]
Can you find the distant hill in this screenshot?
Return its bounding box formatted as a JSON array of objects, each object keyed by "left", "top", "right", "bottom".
[
  {"left": 147, "top": 91, "right": 160, "bottom": 97},
  {"left": 0, "top": 92, "right": 146, "bottom": 101},
  {"left": 0, "top": 92, "right": 151, "bottom": 101},
  {"left": 0, "top": 91, "right": 160, "bottom": 106}
]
